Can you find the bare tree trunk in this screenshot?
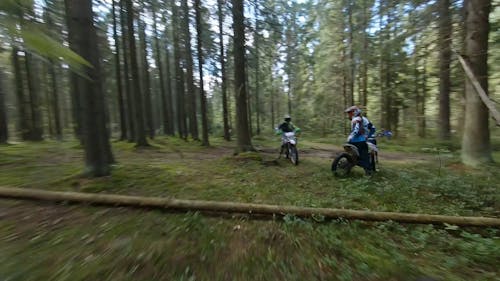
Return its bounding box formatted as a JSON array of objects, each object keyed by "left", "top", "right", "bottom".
[
  {"left": 270, "top": 73, "right": 275, "bottom": 131},
  {"left": 44, "top": 7, "right": 62, "bottom": 140},
  {"left": 64, "top": 0, "right": 114, "bottom": 176},
  {"left": 125, "top": 0, "right": 148, "bottom": 146},
  {"left": 217, "top": 0, "right": 230, "bottom": 141},
  {"left": 361, "top": 0, "right": 368, "bottom": 107},
  {"left": 24, "top": 53, "right": 44, "bottom": 141},
  {"left": 438, "top": 0, "right": 452, "bottom": 140},
  {"left": 112, "top": 0, "right": 127, "bottom": 141},
  {"left": 254, "top": 16, "right": 261, "bottom": 136},
  {"left": 120, "top": 0, "right": 135, "bottom": 142},
  {"left": 195, "top": 0, "right": 209, "bottom": 146},
  {"left": 172, "top": 0, "right": 187, "bottom": 140},
  {"left": 181, "top": 0, "right": 199, "bottom": 141},
  {"left": 0, "top": 69, "right": 7, "bottom": 144},
  {"left": 347, "top": 0, "right": 355, "bottom": 106},
  {"left": 151, "top": 2, "right": 169, "bottom": 136},
  {"left": 138, "top": 14, "right": 154, "bottom": 139},
  {"left": 12, "top": 47, "right": 30, "bottom": 140},
  {"left": 232, "top": 0, "right": 254, "bottom": 153},
  {"left": 164, "top": 38, "right": 175, "bottom": 136},
  {"left": 461, "top": 0, "right": 492, "bottom": 166}
]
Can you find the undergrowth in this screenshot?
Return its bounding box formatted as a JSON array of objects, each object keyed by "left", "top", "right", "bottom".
[{"left": 0, "top": 136, "right": 499, "bottom": 280}]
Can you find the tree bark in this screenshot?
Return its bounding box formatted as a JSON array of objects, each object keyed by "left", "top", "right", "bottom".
[
  {"left": 347, "top": 0, "right": 355, "bottom": 106},
  {"left": 64, "top": 0, "right": 114, "bottom": 176},
  {"left": 0, "top": 69, "right": 8, "bottom": 144},
  {"left": 151, "top": 2, "right": 170, "bottom": 136},
  {"left": 11, "top": 47, "right": 31, "bottom": 140},
  {"left": 361, "top": 0, "right": 369, "bottom": 107},
  {"left": 112, "top": 0, "right": 128, "bottom": 141},
  {"left": 232, "top": 0, "right": 254, "bottom": 153},
  {"left": 24, "top": 52, "right": 44, "bottom": 141},
  {"left": 45, "top": 7, "right": 62, "bottom": 141},
  {"left": 138, "top": 14, "right": 154, "bottom": 139},
  {"left": 461, "top": 0, "right": 492, "bottom": 166},
  {"left": 120, "top": 0, "right": 135, "bottom": 142},
  {"left": 125, "top": 0, "right": 148, "bottom": 146},
  {"left": 195, "top": 0, "right": 209, "bottom": 146},
  {"left": 181, "top": 0, "right": 199, "bottom": 141},
  {"left": 438, "top": 0, "right": 452, "bottom": 140},
  {"left": 254, "top": 12, "right": 261, "bottom": 136},
  {"left": 217, "top": 0, "right": 230, "bottom": 141},
  {"left": 1, "top": 187, "right": 499, "bottom": 227},
  {"left": 172, "top": 0, "right": 187, "bottom": 139},
  {"left": 164, "top": 36, "right": 175, "bottom": 136}
]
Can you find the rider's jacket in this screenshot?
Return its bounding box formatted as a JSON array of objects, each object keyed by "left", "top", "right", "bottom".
[
  {"left": 348, "top": 116, "right": 367, "bottom": 143},
  {"left": 278, "top": 121, "right": 296, "bottom": 133}
]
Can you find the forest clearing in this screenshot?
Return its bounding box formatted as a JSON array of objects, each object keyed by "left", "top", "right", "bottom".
[{"left": 1, "top": 136, "right": 499, "bottom": 280}]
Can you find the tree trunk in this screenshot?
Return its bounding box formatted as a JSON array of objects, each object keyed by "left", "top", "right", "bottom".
[
  {"left": 438, "top": 0, "right": 452, "bottom": 140},
  {"left": 361, "top": 0, "right": 368, "bottom": 107},
  {"left": 64, "top": 0, "right": 114, "bottom": 176},
  {"left": 24, "top": 53, "right": 44, "bottom": 141},
  {"left": 181, "top": 0, "right": 199, "bottom": 141},
  {"left": 0, "top": 69, "right": 7, "bottom": 144},
  {"left": 125, "top": 0, "right": 148, "bottom": 147},
  {"left": 254, "top": 16, "right": 261, "bottom": 136},
  {"left": 172, "top": 0, "right": 187, "bottom": 140},
  {"left": 138, "top": 15, "right": 154, "bottom": 139},
  {"left": 232, "top": 0, "right": 254, "bottom": 153},
  {"left": 151, "top": 2, "right": 169, "bottom": 136},
  {"left": 461, "top": 0, "right": 492, "bottom": 166},
  {"left": 347, "top": 0, "right": 355, "bottom": 106},
  {"left": 12, "top": 47, "right": 31, "bottom": 140},
  {"left": 195, "top": 0, "right": 209, "bottom": 146},
  {"left": 217, "top": 0, "right": 230, "bottom": 141},
  {"left": 164, "top": 36, "right": 175, "bottom": 136},
  {"left": 120, "top": 0, "right": 135, "bottom": 142},
  {"left": 112, "top": 0, "right": 127, "bottom": 141},
  {"left": 45, "top": 7, "right": 62, "bottom": 141}
]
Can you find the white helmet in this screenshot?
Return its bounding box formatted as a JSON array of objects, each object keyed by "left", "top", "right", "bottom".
[{"left": 345, "top": 106, "right": 362, "bottom": 116}]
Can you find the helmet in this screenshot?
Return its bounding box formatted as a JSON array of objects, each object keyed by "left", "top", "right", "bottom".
[
  {"left": 345, "top": 106, "right": 362, "bottom": 116},
  {"left": 284, "top": 114, "right": 291, "bottom": 122}
]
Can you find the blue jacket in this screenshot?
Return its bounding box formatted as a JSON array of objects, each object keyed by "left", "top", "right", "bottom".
[{"left": 348, "top": 116, "right": 367, "bottom": 143}]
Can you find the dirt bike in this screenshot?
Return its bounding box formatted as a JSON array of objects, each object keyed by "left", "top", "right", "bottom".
[
  {"left": 279, "top": 131, "right": 299, "bottom": 165},
  {"left": 331, "top": 137, "right": 378, "bottom": 177}
]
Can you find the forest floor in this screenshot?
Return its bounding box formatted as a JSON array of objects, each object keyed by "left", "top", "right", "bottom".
[{"left": 0, "top": 135, "right": 499, "bottom": 281}]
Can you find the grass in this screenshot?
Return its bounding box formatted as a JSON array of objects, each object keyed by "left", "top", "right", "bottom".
[{"left": 0, "top": 136, "right": 499, "bottom": 280}]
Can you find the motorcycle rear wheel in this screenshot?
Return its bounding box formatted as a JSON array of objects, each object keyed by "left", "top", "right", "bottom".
[{"left": 332, "top": 152, "right": 355, "bottom": 177}]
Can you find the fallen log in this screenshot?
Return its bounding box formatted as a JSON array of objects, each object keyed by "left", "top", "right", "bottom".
[{"left": 0, "top": 186, "right": 499, "bottom": 227}]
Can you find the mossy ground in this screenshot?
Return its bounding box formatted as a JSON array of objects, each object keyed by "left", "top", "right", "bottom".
[{"left": 0, "top": 136, "right": 499, "bottom": 281}]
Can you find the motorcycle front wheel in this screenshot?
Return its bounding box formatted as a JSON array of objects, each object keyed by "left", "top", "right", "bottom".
[
  {"left": 332, "top": 152, "right": 355, "bottom": 177},
  {"left": 289, "top": 144, "right": 299, "bottom": 165}
]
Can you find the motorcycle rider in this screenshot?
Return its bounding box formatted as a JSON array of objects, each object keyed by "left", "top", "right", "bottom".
[
  {"left": 345, "top": 106, "right": 372, "bottom": 175},
  {"left": 276, "top": 115, "right": 301, "bottom": 156}
]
